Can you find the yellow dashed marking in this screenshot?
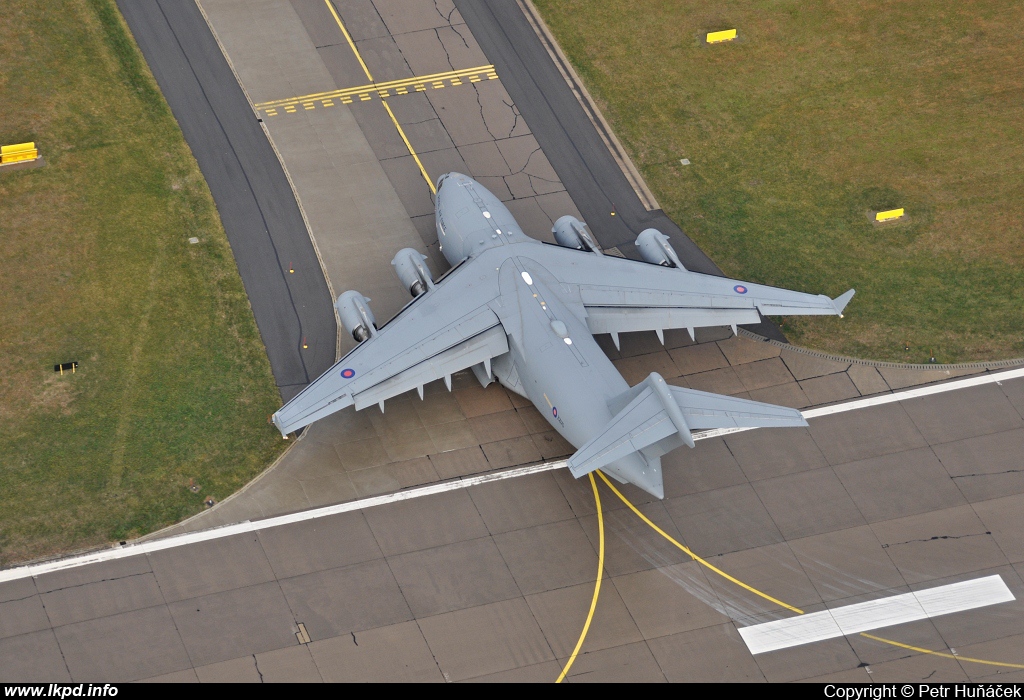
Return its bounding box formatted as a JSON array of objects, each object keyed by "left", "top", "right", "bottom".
[{"left": 254, "top": 64, "right": 499, "bottom": 116}]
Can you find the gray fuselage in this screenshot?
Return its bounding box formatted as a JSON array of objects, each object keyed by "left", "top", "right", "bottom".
[{"left": 435, "top": 173, "right": 633, "bottom": 462}]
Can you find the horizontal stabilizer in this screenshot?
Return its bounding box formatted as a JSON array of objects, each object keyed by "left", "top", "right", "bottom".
[
  {"left": 567, "top": 373, "right": 807, "bottom": 495},
  {"left": 671, "top": 385, "right": 807, "bottom": 430},
  {"left": 568, "top": 373, "right": 686, "bottom": 480}
]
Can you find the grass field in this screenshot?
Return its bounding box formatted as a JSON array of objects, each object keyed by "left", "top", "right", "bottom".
[
  {"left": 535, "top": 0, "right": 1024, "bottom": 362},
  {"left": 0, "top": 0, "right": 286, "bottom": 564}
]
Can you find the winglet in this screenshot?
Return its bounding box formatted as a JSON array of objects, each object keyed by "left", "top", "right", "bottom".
[{"left": 831, "top": 289, "right": 855, "bottom": 317}]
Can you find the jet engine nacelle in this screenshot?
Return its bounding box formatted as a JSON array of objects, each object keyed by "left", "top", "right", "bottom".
[
  {"left": 336, "top": 290, "right": 377, "bottom": 342},
  {"left": 391, "top": 248, "right": 434, "bottom": 297},
  {"left": 636, "top": 228, "right": 685, "bottom": 270},
  {"left": 552, "top": 215, "right": 600, "bottom": 253}
]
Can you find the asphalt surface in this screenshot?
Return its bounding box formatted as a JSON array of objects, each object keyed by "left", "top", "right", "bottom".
[
  {"left": 117, "top": 0, "right": 337, "bottom": 401},
  {"left": 2, "top": 375, "right": 1023, "bottom": 682}
]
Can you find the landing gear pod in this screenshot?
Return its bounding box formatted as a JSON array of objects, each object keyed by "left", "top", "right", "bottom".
[
  {"left": 552, "top": 215, "right": 601, "bottom": 253},
  {"left": 391, "top": 248, "right": 434, "bottom": 297},
  {"left": 336, "top": 290, "right": 377, "bottom": 342},
  {"left": 636, "top": 228, "right": 685, "bottom": 270}
]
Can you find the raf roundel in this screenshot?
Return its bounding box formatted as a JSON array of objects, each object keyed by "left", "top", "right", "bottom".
[
  {"left": 733, "top": 285, "right": 748, "bottom": 294},
  {"left": 552, "top": 407, "right": 558, "bottom": 418},
  {"left": 340, "top": 368, "right": 356, "bottom": 379}
]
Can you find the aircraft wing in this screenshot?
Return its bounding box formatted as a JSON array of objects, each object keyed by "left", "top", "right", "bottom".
[
  {"left": 568, "top": 373, "right": 807, "bottom": 478},
  {"left": 272, "top": 263, "right": 506, "bottom": 435},
  {"left": 540, "top": 245, "right": 853, "bottom": 338}
]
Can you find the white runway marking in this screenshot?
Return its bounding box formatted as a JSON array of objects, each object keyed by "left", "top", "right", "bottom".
[
  {"left": 2, "top": 367, "right": 1022, "bottom": 584},
  {"left": 739, "top": 575, "right": 1016, "bottom": 654}
]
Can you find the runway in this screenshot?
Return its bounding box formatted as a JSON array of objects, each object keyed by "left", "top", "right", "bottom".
[
  {"left": 3, "top": 0, "right": 1023, "bottom": 683},
  {"left": 2, "top": 372, "right": 1023, "bottom": 681}
]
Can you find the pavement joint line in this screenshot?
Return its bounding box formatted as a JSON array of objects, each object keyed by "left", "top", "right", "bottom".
[
  {"left": 2, "top": 367, "right": 1022, "bottom": 584},
  {"left": 738, "top": 328, "right": 1024, "bottom": 371}
]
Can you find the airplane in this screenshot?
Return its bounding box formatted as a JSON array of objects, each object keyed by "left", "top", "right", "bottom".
[{"left": 272, "top": 173, "right": 854, "bottom": 498}]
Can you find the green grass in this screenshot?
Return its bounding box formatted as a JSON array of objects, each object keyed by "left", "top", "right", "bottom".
[
  {"left": 0, "top": 0, "right": 286, "bottom": 564},
  {"left": 535, "top": 0, "right": 1024, "bottom": 362}
]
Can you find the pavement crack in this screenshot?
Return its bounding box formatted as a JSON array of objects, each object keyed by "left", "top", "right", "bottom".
[
  {"left": 351, "top": 631, "right": 358, "bottom": 646},
  {"left": 32, "top": 571, "right": 152, "bottom": 596},
  {"left": 433, "top": 0, "right": 458, "bottom": 26},
  {"left": 923, "top": 670, "right": 937, "bottom": 680},
  {"left": 0, "top": 592, "right": 41, "bottom": 604},
  {"left": 450, "top": 22, "right": 473, "bottom": 53},
  {"left": 952, "top": 469, "right": 1024, "bottom": 478},
  {"left": 506, "top": 145, "right": 541, "bottom": 176},
  {"left": 503, "top": 99, "right": 522, "bottom": 139},
  {"left": 253, "top": 654, "right": 264, "bottom": 683},
  {"left": 881, "top": 531, "right": 991, "bottom": 548},
  {"left": 435, "top": 28, "right": 456, "bottom": 72},
  {"left": 474, "top": 84, "right": 503, "bottom": 141}
]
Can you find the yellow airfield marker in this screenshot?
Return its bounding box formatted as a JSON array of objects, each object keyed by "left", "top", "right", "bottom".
[
  {"left": 1, "top": 142, "right": 38, "bottom": 163},
  {"left": 875, "top": 208, "right": 904, "bottom": 222},
  {"left": 707, "top": 29, "right": 737, "bottom": 44}
]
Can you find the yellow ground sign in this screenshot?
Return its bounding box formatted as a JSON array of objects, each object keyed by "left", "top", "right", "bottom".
[
  {"left": 875, "top": 208, "right": 904, "bottom": 222},
  {"left": 1, "top": 142, "right": 38, "bottom": 164},
  {"left": 707, "top": 29, "right": 737, "bottom": 44}
]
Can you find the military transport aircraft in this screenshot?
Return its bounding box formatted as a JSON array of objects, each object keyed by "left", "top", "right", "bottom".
[{"left": 273, "top": 173, "right": 854, "bottom": 498}]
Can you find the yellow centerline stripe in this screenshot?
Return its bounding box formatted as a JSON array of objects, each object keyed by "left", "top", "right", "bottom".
[
  {"left": 596, "top": 471, "right": 804, "bottom": 614},
  {"left": 555, "top": 472, "right": 605, "bottom": 683},
  {"left": 860, "top": 633, "right": 1024, "bottom": 670},
  {"left": 325, "top": 0, "right": 372, "bottom": 81},
  {"left": 380, "top": 99, "right": 436, "bottom": 194},
  {"left": 322, "top": 0, "right": 436, "bottom": 195},
  {"left": 252, "top": 65, "right": 498, "bottom": 110}
]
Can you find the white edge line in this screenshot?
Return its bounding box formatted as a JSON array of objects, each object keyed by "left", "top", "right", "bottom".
[
  {"left": 0, "top": 459, "right": 567, "bottom": 584},
  {"left": 3, "top": 367, "right": 1022, "bottom": 584}
]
